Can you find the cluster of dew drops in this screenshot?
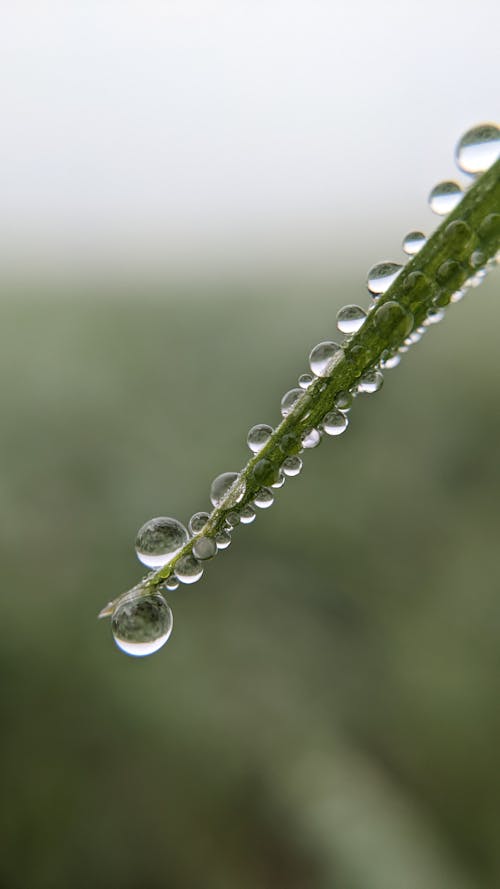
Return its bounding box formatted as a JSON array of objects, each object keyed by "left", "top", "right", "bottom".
[{"left": 110, "top": 122, "right": 500, "bottom": 658}]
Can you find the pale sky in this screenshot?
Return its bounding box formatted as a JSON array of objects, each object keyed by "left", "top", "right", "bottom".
[{"left": 1, "top": 0, "right": 499, "bottom": 278}]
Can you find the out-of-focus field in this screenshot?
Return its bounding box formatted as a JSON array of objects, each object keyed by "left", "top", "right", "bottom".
[{"left": 1, "top": 276, "right": 499, "bottom": 889}]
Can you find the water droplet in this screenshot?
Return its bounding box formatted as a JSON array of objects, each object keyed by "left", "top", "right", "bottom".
[
  {"left": 309, "top": 341, "right": 342, "bottom": 377},
  {"left": 192, "top": 536, "right": 217, "bottom": 561},
  {"left": 280, "top": 388, "right": 303, "bottom": 417},
  {"left": 426, "top": 307, "right": 445, "bottom": 325},
  {"left": 112, "top": 593, "right": 173, "bottom": 657},
  {"left": 174, "top": 553, "right": 203, "bottom": 584},
  {"left": 470, "top": 250, "right": 485, "bottom": 269},
  {"left": 215, "top": 530, "right": 231, "bottom": 550},
  {"left": 455, "top": 123, "right": 500, "bottom": 175},
  {"left": 429, "top": 181, "right": 462, "bottom": 215},
  {"left": 240, "top": 505, "right": 256, "bottom": 524},
  {"left": 367, "top": 262, "right": 403, "bottom": 296},
  {"left": 252, "top": 458, "right": 278, "bottom": 486},
  {"left": 336, "top": 304, "right": 367, "bottom": 334},
  {"left": 444, "top": 219, "right": 472, "bottom": 250},
  {"left": 478, "top": 213, "right": 500, "bottom": 245},
  {"left": 357, "top": 369, "right": 384, "bottom": 394},
  {"left": 247, "top": 423, "right": 273, "bottom": 454},
  {"left": 164, "top": 576, "right": 179, "bottom": 591},
  {"left": 281, "top": 455, "right": 303, "bottom": 477},
  {"left": 302, "top": 428, "right": 321, "bottom": 449},
  {"left": 323, "top": 409, "right": 348, "bottom": 436},
  {"left": 380, "top": 353, "right": 401, "bottom": 369},
  {"left": 188, "top": 512, "right": 210, "bottom": 535},
  {"left": 279, "top": 432, "right": 302, "bottom": 455},
  {"left": 402, "top": 231, "right": 426, "bottom": 255},
  {"left": 298, "top": 373, "right": 314, "bottom": 389},
  {"left": 436, "top": 259, "right": 463, "bottom": 287},
  {"left": 225, "top": 511, "right": 240, "bottom": 529},
  {"left": 373, "top": 301, "right": 413, "bottom": 341},
  {"left": 271, "top": 472, "right": 286, "bottom": 489},
  {"left": 210, "top": 472, "right": 246, "bottom": 507},
  {"left": 334, "top": 390, "right": 353, "bottom": 411},
  {"left": 135, "top": 517, "right": 189, "bottom": 569},
  {"left": 253, "top": 487, "right": 274, "bottom": 509}
]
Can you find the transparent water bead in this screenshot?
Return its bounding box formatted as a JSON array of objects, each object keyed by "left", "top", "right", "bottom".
[
  {"left": 425, "top": 307, "right": 445, "bottom": 325},
  {"left": 336, "top": 304, "right": 367, "bottom": 334},
  {"left": 428, "top": 181, "right": 463, "bottom": 215},
  {"left": 164, "top": 576, "right": 180, "bottom": 591},
  {"left": 215, "top": 530, "right": 231, "bottom": 550},
  {"left": 402, "top": 231, "right": 426, "bottom": 255},
  {"left": 240, "top": 505, "right": 256, "bottom": 524},
  {"left": 174, "top": 553, "right": 203, "bottom": 584},
  {"left": 358, "top": 369, "right": 384, "bottom": 394},
  {"left": 253, "top": 487, "right": 274, "bottom": 509},
  {"left": 380, "top": 353, "right": 400, "bottom": 369},
  {"left": 247, "top": 423, "right": 273, "bottom": 454},
  {"left": 455, "top": 123, "right": 500, "bottom": 175},
  {"left": 225, "top": 511, "right": 240, "bottom": 529},
  {"left": 112, "top": 593, "right": 173, "bottom": 657},
  {"left": 192, "top": 536, "right": 217, "bottom": 561},
  {"left": 298, "top": 373, "right": 314, "bottom": 389},
  {"left": 335, "top": 390, "right": 353, "bottom": 411},
  {"left": 323, "top": 410, "right": 348, "bottom": 436},
  {"left": 135, "top": 517, "right": 189, "bottom": 569},
  {"left": 280, "top": 388, "right": 303, "bottom": 417},
  {"left": 188, "top": 512, "right": 210, "bottom": 535},
  {"left": 367, "top": 262, "right": 403, "bottom": 296},
  {"left": 309, "top": 341, "right": 342, "bottom": 377},
  {"left": 302, "top": 428, "right": 321, "bottom": 449},
  {"left": 281, "top": 455, "right": 303, "bottom": 477},
  {"left": 210, "top": 472, "right": 246, "bottom": 507}
]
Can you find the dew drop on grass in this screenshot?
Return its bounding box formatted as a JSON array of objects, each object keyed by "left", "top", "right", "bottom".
[
  {"left": 112, "top": 593, "right": 173, "bottom": 657},
  {"left": 280, "top": 388, "right": 303, "bottom": 417},
  {"left": 192, "top": 536, "right": 217, "bottom": 561},
  {"left": 367, "top": 262, "right": 403, "bottom": 296},
  {"left": 323, "top": 409, "right": 348, "bottom": 436},
  {"left": 240, "top": 505, "right": 256, "bottom": 524},
  {"left": 215, "top": 530, "right": 232, "bottom": 550},
  {"left": 281, "top": 455, "right": 303, "bottom": 477},
  {"left": 309, "top": 341, "right": 342, "bottom": 377},
  {"left": 164, "top": 576, "right": 180, "bottom": 591},
  {"left": 357, "top": 369, "right": 384, "bottom": 394},
  {"left": 402, "top": 231, "right": 426, "bottom": 255},
  {"left": 335, "top": 390, "right": 353, "bottom": 411},
  {"left": 210, "top": 472, "right": 246, "bottom": 507},
  {"left": 302, "top": 428, "right": 322, "bottom": 449},
  {"left": 174, "top": 553, "right": 203, "bottom": 584},
  {"left": 428, "top": 181, "right": 463, "bottom": 215},
  {"left": 247, "top": 423, "right": 273, "bottom": 453},
  {"left": 135, "top": 517, "right": 189, "bottom": 569},
  {"left": 253, "top": 487, "right": 275, "bottom": 509},
  {"left": 336, "top": 304, "right": 367, "bottom": 334},
  {"left": 455, "top": 123, "right": 500, "bottom": 175},
  {"left": 298, "top": 373, "right": 314, "bottom": 389},
  {"left": 188, "top": 512, "right": 210, "bottom": 534}
]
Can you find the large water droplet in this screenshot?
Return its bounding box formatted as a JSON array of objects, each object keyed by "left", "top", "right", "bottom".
[
  {"left": 323, "top": 410, "right": 348, "bottom": 436},
  {"left": 192, "top": 536, "right": 217, "bottom": 561},
  {"left": 402, "top": 231, "right": 426, "bottom": 255},
  {"left": 367, "top": 262, "right": 403, "bottom": 296},
  {"left": 253, "top": 487, "right": 274, "bottom": 509},
  {"left": 280, "top": 388, "right": 303, "bottom": 417},
  {"left": 247, "top": 423, "right": 273, "bottom": 454},
  {"left": 174, "top": 553, "right": 203, "bottom": 584},
  {"left": 210, "top": 472, "right": 246, "bottom": 507},
  {"left": 429, "top": 181, "right": 463, "bottom": 215},
  {"left": 336, "top": 304, "right": 367, "bottom": 334},
  {"left": 302, "top": 428, "right": 321, "bottom": 449},
  {"left": 188, "top": 512, "right": 210, "bottom": 535},
  {"left": 357, "top": 369, "right": 384, "bottom": 394},
  {"left": 309, "top": 341, "right": 342, "bottom": 377},
  {"left": 112, "top": 593, "right": 173, "bottom": 657},
  {"left": 281, "top": 455, "right": 303, "bottom": 477},
  {"left": 455, "top": 123, "right": 500, "bottom": 175},
  {"left": 135, "top": 517, "right": 189, "bottom": 569}
]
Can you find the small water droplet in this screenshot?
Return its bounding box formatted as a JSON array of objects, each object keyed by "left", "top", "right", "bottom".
[
  {"left": 357, "top": 369, "right": 384, "bottom": 394},
  {"left": 302, "top": 428, "right": 322, "bottom": 449},
  {"left": 247, "top": 423, "right": 273, "bottom": 454},
  {"left": 470, "top": 250, "right": 485, "bottom": 269},
  {"left": 225, "top": 511, "right": 240, "bottom": 529},
  {"left": 380, "top": 353, "right": 401, "bottom": 369},
  {"left": 323, "top": 410, "right": 348, "bottom": 436},
  {"left": 455, "top": 123, "right": 500, "bottom": 175},
  {"left": 174, "top": 553, "right": 204, "bottom": 584},
  {"left": 188, "top": 512, "right": 210, "bottom": 535},
  {"left": 280, "top": 388, "right": 303, "bottom": 417},
  {"left": 112, "top": 593, "right": 173, "bottom": 657},
  {"left": 252, "top": 457, "right": 277, "bottom": 486},
  {"left": 309, "top": 341, "right": 342, "bottom": 377},
  {"left": 336, "top": 304, "right": 367, "bottom": 334},
  {"left": 253, "top": 487, "right": 275, "bottom": 509},
  {"left": 279, "top": 432, "right": 302, "bottom": 455},
  {"left": 426, "top": 307, "right": 445, "bottom": 325},
  {"left": 335, "top": 390, "right": 353, "bottom": 411},
  {"left": 164, "top": 576, "right": 180, "bottom": 591},
  {"left": 192, "top": 536, "right": 217, "bottom": 561},
  {"left": 373, "top": 301, "right": 413, "bottom": 340},
  {"left": 367, "top": 262, "right": 403, "bottom": 296},
  {"left": 271, "top": 472, "right": 286, "bottom": 489},
  {"left": 444, "top": 219, "right": 472, "bottom": 249},
  {"left": 215, "top": 530, "right": 231, "bottom": 550},
  {"left": 436, "top": 259, "right": 463, "bottom": 287},
  {"left": 402, "top": 231, "right": 426, "bottom": 255},
  {"left": 281, "top": 455, "right": 303, "bottom": 477},
  {"left": 240, "top": 505, "right": 256, "bottom": 524},
  {"left": 429, "top": 181, "right": 462, "bottom": 215},
  {"left": 210, "top": 472, "right": 246, "bottom": 507},
  {"left": 478, "top": 213, "right": 500, "bottom": 245},
  {"left": 298, "top": 373, "right": 314, "bottom": 389},
  {"left": 135, "top": 517, "right": 189, "bottom": 569}
]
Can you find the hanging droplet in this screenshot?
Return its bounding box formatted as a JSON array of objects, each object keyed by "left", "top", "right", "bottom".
[
  {"left": 425, "top": 307, "right": 445, "bottom": 325},
  {"left": 253, "top": 487, "right": 274, "bottom": 509},
  {"left": 210, "top": 472, "right": 246, "bottom": 507},
  {"left": 357, "top": 369, "right": 384, "bottom": 394},
  {"left": 280, "top": 388, "right": 303, "bottom": 417},
  {"left": 381, "top": 353, "right": 401, "bottom": 369},
  {"left": 309, "top": 341, "right": 342, "bottom": 377},
  {"left": 174, "top": 553, "right": 203, "bottom": 584},
  {"left": 215, "top": 530, "right": 231, "bottom": 550},
  {"left": 428, "top": 181, "right": 462, "bottom": 215},
  {"left": 402, "top": 231, "right": 426, "bottom": 255},
  {"left": 240, "top": 505, "right": 256, "bottom": 524},
  {"left": 336, "top": 304, "right": 367, "bottom": 334},
  {"left": 192, "top": 536, "right": 217, "bottom": 561},
  {"left": 112, "top": 593, "right": 173, "bottom": 657},
  {"left": 470, "top": 250, "right": 486, "bottom": 269},
  {"left": 298, "top": 373, "right": 314, "bottom": 389},
  {"left": 271, "top": 472, "right": 286, "bottom": 489},
  {"left": 335, "top": 390, "right": 353, "bottom": 411},
  {"left": 252, "top": 457, "right": 277, "bottom": 486},
  {"left": 164, "top": 576, "right": 180, "bottom": 591},
  {"left": 323, "top": 410, "right": 348, "bottom": 436},
  {"left": 455, "top": 123, "right": 500, "bottom": 175},
  {"left": 247, "top": 423, "right": 273, "bottom": 454},
  {"left": 302, "top": 428, "right": 321, "bottom": 449},
  {"left": 225, "top": 511, "right": 240, "bottom": 529},
  {"left": 188, "top": 512, "right": 210, "bottom": 535},
  {"left": 281, "top": 455, "right": 303, "bottom": 477},
  {"left": 135, "top": 517, "right": 189, "bottom": 569},
  {"left": 367, "top": 262, "right": 403, "bottom": 296}
]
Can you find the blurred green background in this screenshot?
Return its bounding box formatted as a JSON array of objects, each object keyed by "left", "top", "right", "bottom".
[{"left": 1, "top": 274, "right": 499, "bottom": 889}]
